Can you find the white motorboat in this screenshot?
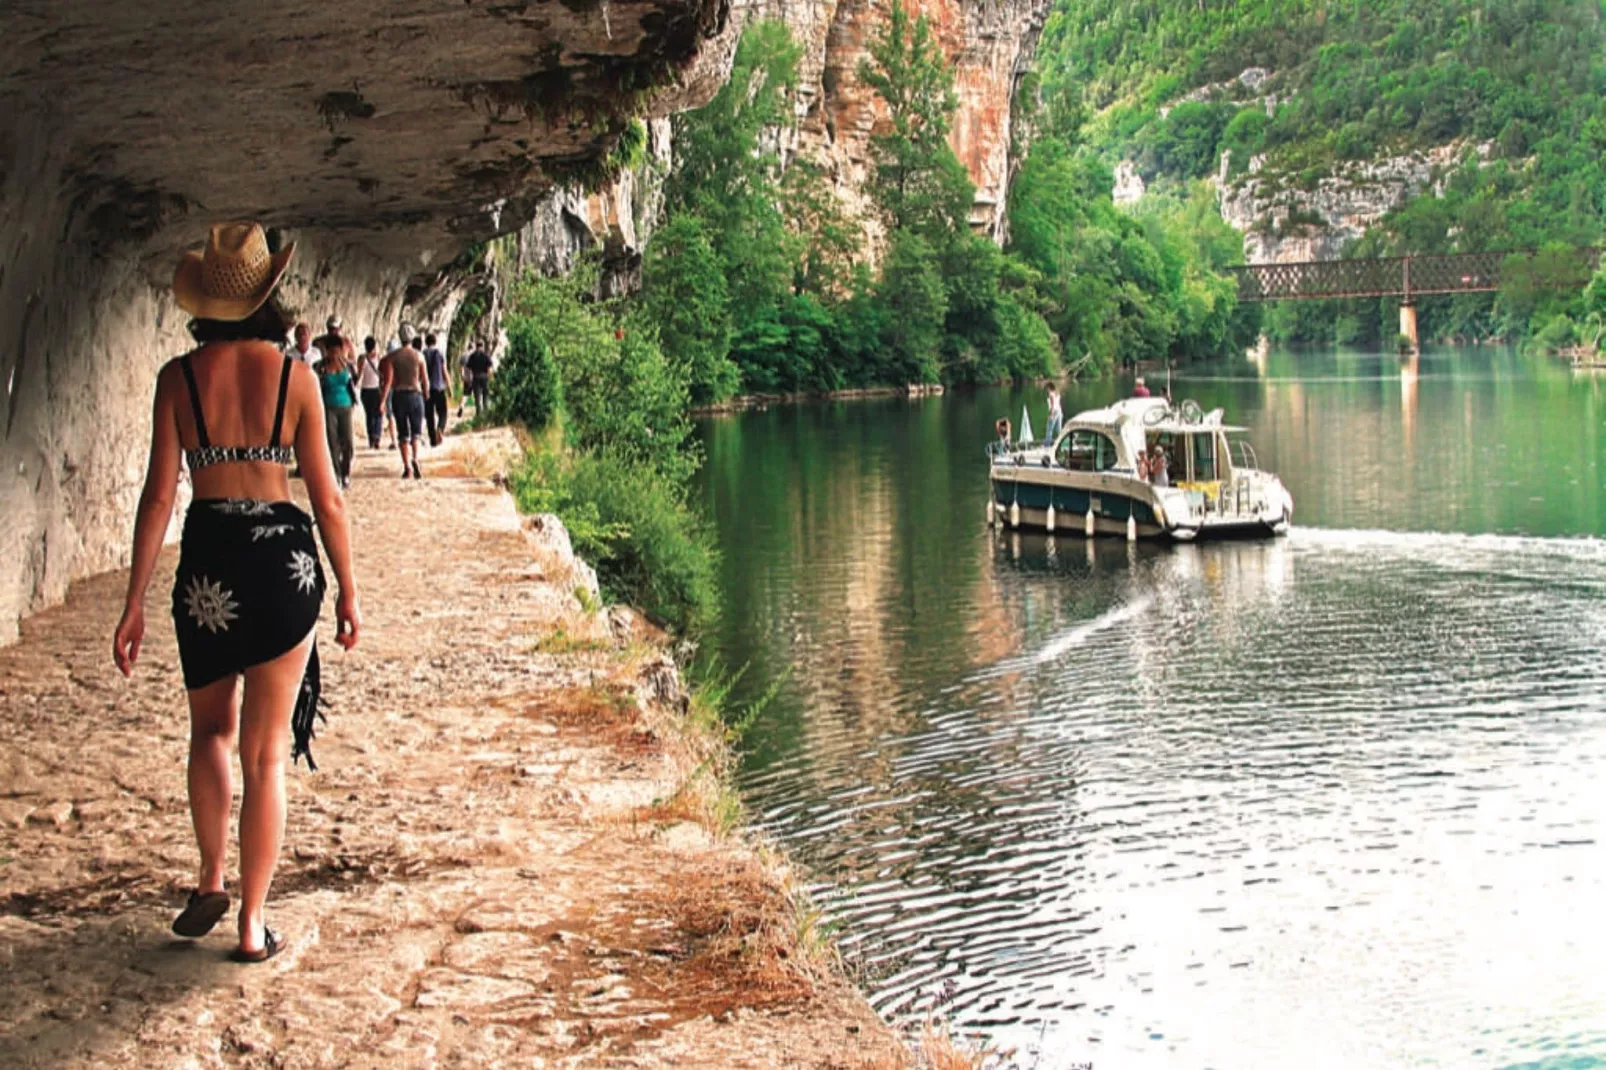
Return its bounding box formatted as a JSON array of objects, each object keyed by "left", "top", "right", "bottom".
[{"left": 988, "top": 397, "right": 1294, "bottom": 540}]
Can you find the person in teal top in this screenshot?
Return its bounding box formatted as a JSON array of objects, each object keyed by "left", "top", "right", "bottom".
[{"left": 316, "top": 339, "right": 360, "bottom": 489}]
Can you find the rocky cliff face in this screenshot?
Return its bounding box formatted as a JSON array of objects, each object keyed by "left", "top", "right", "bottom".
[
  {"left": 743, "top": 0, "right": 1050, "bottom": 243},
  {"left": 1217, "top": 142, "right": 1492, "bottom": 264},
  {"left": 0, "top": 0, "right": 734, "bottom": 642},
  {"left": 489, "top": 0, "right": 1054, "bottom": 298}
]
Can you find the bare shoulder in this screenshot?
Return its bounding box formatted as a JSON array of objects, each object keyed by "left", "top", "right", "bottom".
[{"left": 154, "top": 352, "right": 193, "bottom": 397}]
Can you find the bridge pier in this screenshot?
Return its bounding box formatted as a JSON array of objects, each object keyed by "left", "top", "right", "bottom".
[{"left": 1399, "top": 301, "right": 1420, "bottom": 354}]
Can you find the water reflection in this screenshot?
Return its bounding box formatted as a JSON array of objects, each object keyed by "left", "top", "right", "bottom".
[{"left": 696, "top": 347, "right": 1606, "bottom": 1068}]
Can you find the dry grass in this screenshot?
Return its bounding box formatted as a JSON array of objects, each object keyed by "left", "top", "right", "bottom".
[
  {"left": 650, "top": 852, "right": 823, "bottom": 1012},
  {"left": 514, "top": 683, "right": 662, "bottom": 757},
  {"left": 913, "top": 1021, "right": 1007, "bottom": 1070},
  {"left": 445, "top": 428, "right": 522, "bottom": 480}
]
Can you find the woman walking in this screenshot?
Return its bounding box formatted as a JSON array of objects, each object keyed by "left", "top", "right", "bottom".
[
  {"left": 317, "top": 338, "right": 359, "bottom": 488},
  {"left": 112, "top": 222, "right": 360, "bottom": 963},
  {"left": 357, "top": 336, "right": 383, "bottom": 449}
]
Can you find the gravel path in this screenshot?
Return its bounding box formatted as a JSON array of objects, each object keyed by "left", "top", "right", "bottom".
[{"left": 0, "top": 433, "right": 904, "bottom": 1069}]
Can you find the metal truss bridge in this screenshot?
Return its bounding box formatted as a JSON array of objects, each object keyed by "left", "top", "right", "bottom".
[{"left": 1230, "top": 249, "right": 1600, "bottom": 303}]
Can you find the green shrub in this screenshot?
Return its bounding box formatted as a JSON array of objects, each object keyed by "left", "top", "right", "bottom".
[
  {"left": 511, "top": 449, "right": 717, "bottom": 633},
  {"left": 491, "top": 316, "right": 563, "bottom": 432}
]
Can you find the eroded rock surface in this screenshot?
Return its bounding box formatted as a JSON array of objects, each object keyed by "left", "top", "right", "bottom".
[
  {"left": 744, "top": 0, "right": 1050, "bottom": 243},
  {"left": 0, "top": 432, "right": 906, "bottom": 1069},
  {"left": 1218, "top": 141, "right": 1494, "bottom": 264}
]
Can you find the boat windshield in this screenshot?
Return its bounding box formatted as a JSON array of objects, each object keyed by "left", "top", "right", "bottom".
[{"left": 1057, "top": 428, "right": 1122, "bottom": 471}]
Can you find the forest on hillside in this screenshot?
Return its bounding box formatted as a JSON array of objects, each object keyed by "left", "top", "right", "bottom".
[{"left": 1037, "top": 0, "right": 1606, "bottom": 346}]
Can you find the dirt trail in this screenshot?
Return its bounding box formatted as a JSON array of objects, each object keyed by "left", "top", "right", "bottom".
[{"left": 0, "top": 433, "right": 906, "bottom": 1069}]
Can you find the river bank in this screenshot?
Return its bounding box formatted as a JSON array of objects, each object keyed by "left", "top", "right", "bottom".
[
  {"left": 0, "top": 431, "right": 907, "bottom": 1068},
  {"left": 689, "top": 384, "right": 946, "bottom": 417}
]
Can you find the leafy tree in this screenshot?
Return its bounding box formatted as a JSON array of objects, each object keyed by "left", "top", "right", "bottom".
[
  {"left": 860, "top": 0, "right": 973, "bottom": 238},
  {"left": 878, "top": 231, "right": 948, "bottom": 384},
  {"left": 642, "top": 215, "right": 738, "bottom": 404},
  {"left": 506, "top": 258, "right": 695, "bottom": 484},
  {"left": 492, "top": 316, "right": 563, "bottom": 432},
  {"left": 666, "top": 21, "right": 803, "bottom": 327}
]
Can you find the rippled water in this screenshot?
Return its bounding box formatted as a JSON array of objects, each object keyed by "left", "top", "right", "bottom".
[{"left": 695, "top": 348, "right": 1606, "bottom": 1068}]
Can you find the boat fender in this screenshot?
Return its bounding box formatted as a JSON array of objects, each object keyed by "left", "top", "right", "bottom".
[
  {"left": 1046, "top": 504, "right": 1056, "bottom": 533},
  {"left": 1084, "top": 507, "right": 1095, "bottom": 537},
  {"left": 987, "top": 499, "right": 995, "bottom": 527},
  {"left": 1153, "top": 501, "right": 1167, "bottom": 528},
  {"left": 1126, "top": 514, "right": 1137, "bottom": 542},
  {"left": 1009, "top": 500, "right": 1020, "bottom": 528}
]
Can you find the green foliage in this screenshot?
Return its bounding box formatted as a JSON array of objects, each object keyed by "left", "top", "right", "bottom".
[
  {"left": 666, "top": 20, "right": 802, "bottom": 330},
  {"left": 510, "top": 450, "right": 715, "bottom": 633},
  {"left": 500, "top": 257, "right": 716, "bottom": 634},
  {"left": 878, "top": 232, "right": 949, "bottom": 385},
  {"left": 1499, "top": 245, "right": 1599, "bottom": 330},
  {"left": 642, "top": 215, "right": 739, "bottom": 404},
  {"left": 650, "top": 19, "right": 1063, "bottom": 393},
  {"left": 1007, "top": 119, "right": 1254, "bottom": 372},
  {"left": 507, "top": 261, "right": 696, "bottom": 484},
  {"left": 1039, "top": 0, "right": 1606, "bottom": 346},
  {"left": 860, "top": 0, "right": 973, "bottom": 239},
  {"left": 492, "top": 316, "right": 563, "bottom": 433}
]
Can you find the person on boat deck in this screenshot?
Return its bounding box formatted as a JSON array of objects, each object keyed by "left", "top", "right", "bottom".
[
  {"left": 995, "top": 417, "right": 1012, "bottom": 448},
  {"left": 1044, "top": 383, "right": 1063, "bottom": 443},
  {"left": 1148, "top": 444, "right": 1170, "bottom": 487},
  {"left": 1133, "top": 376, "right": 1151, "bottom": 398}
]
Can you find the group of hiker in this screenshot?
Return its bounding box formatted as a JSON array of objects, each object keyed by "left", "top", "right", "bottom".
[{"left": 285, "top": 316, "right": 497, "bottom": 483}]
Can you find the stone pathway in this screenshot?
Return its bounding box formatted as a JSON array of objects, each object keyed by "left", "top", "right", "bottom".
[{"left": 0, "top": 433, "right": 906, "bottom": 1069}]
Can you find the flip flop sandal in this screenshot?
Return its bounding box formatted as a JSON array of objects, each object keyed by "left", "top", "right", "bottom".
[
  {"left": 171, "top": 890, "right": 230, "bottom": 938},
  {"left": 230, "top": 926, "right": 286, "bottom": 964}
]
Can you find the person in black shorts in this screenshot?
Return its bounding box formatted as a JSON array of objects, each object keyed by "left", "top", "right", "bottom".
[{"left": 380, "top": 325, "right": 429, "bottom": 479}]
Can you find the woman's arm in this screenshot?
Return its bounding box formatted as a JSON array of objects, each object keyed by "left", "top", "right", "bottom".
[
  {"left": 114, "top": 365, "right": 183, "bottom": 675},
  {"left": 292, "top": 363, "right": 360, "bottom": 649}
]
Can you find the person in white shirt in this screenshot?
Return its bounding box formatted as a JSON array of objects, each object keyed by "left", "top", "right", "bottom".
[
  {"left": 1044, "top": 383, "right": 1064, "bottom": 443},
  {"left": 356, "top": 336, "right": 384, "bottom": 449},
  {"left": 286, "top": 322, "right": 318, "bottom": 364}
]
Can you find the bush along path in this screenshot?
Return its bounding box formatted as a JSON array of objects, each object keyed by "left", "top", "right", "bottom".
[{"left": 0, "top": 431, "right": 907, "bottom": 1069}]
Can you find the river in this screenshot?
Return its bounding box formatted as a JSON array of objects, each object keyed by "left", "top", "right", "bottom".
[{"left": 693, "top": 347, "right": 1606, "bottom": 1069}]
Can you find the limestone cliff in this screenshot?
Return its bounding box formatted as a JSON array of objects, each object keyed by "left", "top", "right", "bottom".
[
  {"left": 744, "top": 0, "right": 1051, "bottom": 243},
  {"left": 1217, "top": 142, "right": 1493, "bottom": 264},
  {"left": 0, "top": 0, "right": 735, "bottom": 642},
  {"left": 487, "top": 0, "right": 1054, "bottom": 297}
]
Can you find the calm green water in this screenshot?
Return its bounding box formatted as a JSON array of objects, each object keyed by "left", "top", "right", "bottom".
[{"left": 694, "top": 347, "right": 1606, "bottom": 1069}]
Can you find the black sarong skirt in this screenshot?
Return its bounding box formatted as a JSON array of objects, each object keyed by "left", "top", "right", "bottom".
[{"left": 171, "top": 499, "right": 329, "bottom": 766}]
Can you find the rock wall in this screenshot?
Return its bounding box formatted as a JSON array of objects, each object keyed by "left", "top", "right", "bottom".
[
  {"left": 0, "top": 0, "right": 735, "bottom": 643},
  {"left": 1218, "top": 142, "right": 1493, "bottom": 264},
  {"left": 742, "top": 0, "right": 1051, "bottom": 245}
]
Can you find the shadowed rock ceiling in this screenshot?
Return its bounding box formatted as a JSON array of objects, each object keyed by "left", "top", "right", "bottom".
[{"left": 1, "top": 0, "right": 733, "bottom": 263}]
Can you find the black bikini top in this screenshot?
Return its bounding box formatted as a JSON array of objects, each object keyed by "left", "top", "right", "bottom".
[{"left": 179, "top": 353, "right": 295, "bottom": 470}]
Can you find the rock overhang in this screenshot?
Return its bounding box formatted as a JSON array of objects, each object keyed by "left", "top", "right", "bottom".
[{"left": 2, "top": 0, "right": 734, "bottom": 266}]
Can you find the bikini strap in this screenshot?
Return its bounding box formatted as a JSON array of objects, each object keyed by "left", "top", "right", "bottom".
[
  {"left": 178, "top": 355, "right": 211, "bottom": 448},
  {"left": 270, "top": 357, "right": 293, "bottom": 448}
]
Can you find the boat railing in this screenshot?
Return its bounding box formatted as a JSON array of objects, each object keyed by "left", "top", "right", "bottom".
[{"left": 1232, "top": 439, "right": 1260, "bottom": 472}]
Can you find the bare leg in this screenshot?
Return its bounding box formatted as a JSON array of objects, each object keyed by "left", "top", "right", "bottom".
[
  {"left": 236, "top": 634, "right": 314, "bottom": 954},
  {"left": 186, "top": 675, "right": 240, "bottom": 895}
]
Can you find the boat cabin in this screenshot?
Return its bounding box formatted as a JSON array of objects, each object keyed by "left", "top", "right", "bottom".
[{"left": 1052, "top": 396, "right": 1257, "bottom": 500}]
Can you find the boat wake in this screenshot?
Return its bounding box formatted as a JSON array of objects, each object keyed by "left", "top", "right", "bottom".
[
  {"left": 1032, "top": 596, "right": 1154, "bottom": 665},
  {"left": 1291, "top": 525, "right": 1606, "bottom": 556}
]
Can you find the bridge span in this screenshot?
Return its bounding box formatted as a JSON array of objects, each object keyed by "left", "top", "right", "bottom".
[{"left": 1229, "top": 249, "right": 1600, "bottom": 304}]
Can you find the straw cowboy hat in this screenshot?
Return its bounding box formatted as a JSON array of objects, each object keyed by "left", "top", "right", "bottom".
[{"left": 172, "top": 223, "right": 296, "bottom": 321}]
